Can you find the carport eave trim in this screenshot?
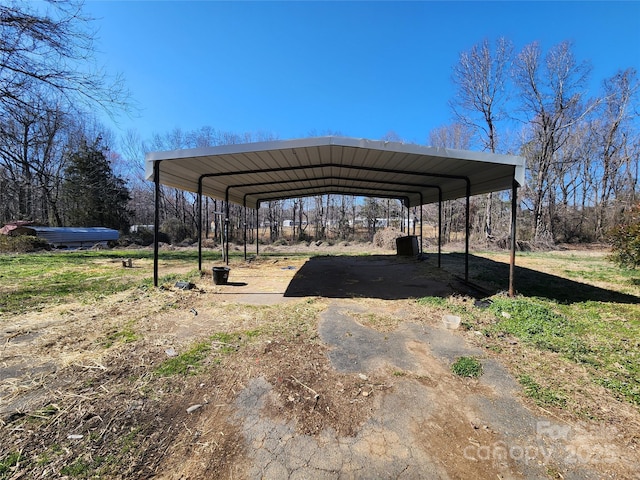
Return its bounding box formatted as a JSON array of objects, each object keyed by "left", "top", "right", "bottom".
[
  {"left": 145, "top": 135, "right": 524, "bottom": 167},
  {"left": 144, "top": 135, "right": 526, "bottom": 190}
]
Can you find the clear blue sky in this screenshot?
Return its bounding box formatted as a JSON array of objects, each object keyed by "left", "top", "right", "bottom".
[{"left": 84, "top": 0, "right": 640, "bottom": 148}]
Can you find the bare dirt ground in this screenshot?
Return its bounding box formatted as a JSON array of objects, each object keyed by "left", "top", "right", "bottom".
[{"left": 1, "top": 247, "right": 639, "bottom": 479}]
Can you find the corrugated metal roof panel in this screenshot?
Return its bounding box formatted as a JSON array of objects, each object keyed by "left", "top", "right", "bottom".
[
  {"left": 145, "top": 136, "right": 525, "bottom": 209},
  {"left": 30, "top": 227, "right": 119, "bottom": 247}
]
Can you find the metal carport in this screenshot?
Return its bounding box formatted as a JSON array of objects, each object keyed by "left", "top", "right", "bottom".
[{"left": 145, "top": 136, "right": 525, "bottom": 294}]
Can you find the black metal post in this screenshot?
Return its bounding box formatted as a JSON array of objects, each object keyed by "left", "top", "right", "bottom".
[
  {"left": 256, "top": 203, "right": 260, "bottom": 256},
  {"left": 465, "top": 179, "right": 471, "bottom": 282},
  {"left": 153, "top": 160, "right": 161, "bottom": 287},
  {"left": 197, "top": 178, "right": 202, "bottom": 272},
  {"left": 225, "top": 190, "right": 230, "bottom": 266},
  {"left": 438, "top": 189, "right": 442, "bottom": 268},
  {"left": 419, "top": 193, "right": 423, "bottom": 254},
  {"left": 243, "top": 197, "right": 247, "bottom": 261},
  {"left": 509, "top": 179, "right": 518, "bottom": 297}
]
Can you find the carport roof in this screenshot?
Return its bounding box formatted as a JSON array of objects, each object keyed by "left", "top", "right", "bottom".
[{"left": 145, "top": 136, "right": 525, "bottom": 209}]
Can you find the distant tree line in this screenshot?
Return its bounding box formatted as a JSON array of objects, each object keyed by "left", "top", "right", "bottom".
[{"left": 0, "top": 2, "right": 637, "bottom": 248}]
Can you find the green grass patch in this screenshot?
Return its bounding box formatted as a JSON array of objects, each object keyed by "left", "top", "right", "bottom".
[
  {"left": 243, "top": 329, "right": 262, "bottom": 339},
  {"left": 0, "top": 250, "right": 219, "bottom": 314},
  {"left": 519, "top": 374, "right": 567, "bottom": 408},
  {"left": 416, "top": 296, "right": 448, "bottom": 307},
  {"left": 37, "top": 443, "right": 64, "bottom": 466},
  {"left": 210, "top": 332, "right": 239, "bottom": 355},
  {"left": 416, "top": 295, "right": 481, "bottom": 329},
  {"left": 597, "top": 377, "right": 640, "bottom": 406},
  {"left": 118, "top": 427, "right": 142, "bottom": 456},
  {"left": 559, "top": 301, "right": 640, "bottom": 405},
  {"left": 487, "top": 295, "right": 640, "bottom": 406},
  {"left": 59, "top": 455, "right": 109, "bottom": 477},
  {"left": 154, "top": 331, "right": 256, "bottom": 376},
  {"left": 0, "top": 451, "right": 23, "bottom": 479},
  {"left": 60, "top": 458, "right": 91, "bottom": 477},
  {"left": 102, "top": 322, "right": 139, "bottom": 348},
  {"left": 470, "top": 244, "right": 640, "bottom": 405},
  {"left": 451, "top": 356, "right": 483, "bottom": 378},
  {"left": 0, "top": 252, "right": 135, "bottom": 313},
  {"left": 488, "top": 297, "right": 590, "bottom": 361},
  {"left": 155, "top": 341, "right": 212, "bottom": 376}
]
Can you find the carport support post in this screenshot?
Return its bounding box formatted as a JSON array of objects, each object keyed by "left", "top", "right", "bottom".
[
  {"left": 438, "top": 189, "right": 442, "bottom": 268},
  {"left": 465, "top": 180, "right": 470, "bottom": 282},
  {"left": 197, "top": 179, "right": 203, "bottom": 272},
  {"left": 153, "top": 160, "right": 161, "bottom": 288},
  {"left": 256, "top": 202, "right": 260, "bottom": 257},
  {"left": 419, "top": 193, "right": 424, "bottom": 254},
  {"left": 509, "top": 179, "right": 518, "bottom": 297},
  {"left": 224, "top": 189, "right": 230, "bottom": 266},
  {"left": 243, "top": 198, "right": 247, "bottom": 261}
]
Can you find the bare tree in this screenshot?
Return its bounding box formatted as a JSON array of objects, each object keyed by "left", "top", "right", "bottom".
[
  {"left": 266, "top": 200, "right": 282, "bottom": 241},
  {"left": 0, "top": 0, "right": 129, "bottom": 115},
  {"left": 513, "top": 41, "right": 594, "bottom": 242},
  {"left": 362, "top": 197, "right": 382, "bottom": 240},
  {"left": 291, "top": 197, "right": 310, "bottom": 241},
  {"left": 592, "top": 68, "right": 640, "bottom": 237},
  {"left": 0, "top": 92, "right": 71, "bottom": 224},
  {"left": 429, "top": 123, "right": 473, "bottom": 243},
  {"left": 297, "top": 197, "right": 309, "bottom": 240},
  {"left": 337, "top": 195, "right": 352, "bottom": 240},
  {"left": 313, "top": 195, "right": 326, "bottom": 239},
  {"left": 550, "top": 122, "right": 593, "bottom": 241},
  {"left": 450, "top": 37, "right": 513, "bottom": 240}
]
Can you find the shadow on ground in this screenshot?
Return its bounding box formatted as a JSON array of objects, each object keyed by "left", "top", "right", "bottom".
[
  {"left": 437, "top": 252, "right": 640, "bottom": 304},
  {"left": 283, "top": 253, "right": 640, "bottom": 304},
  {"left": 284, "top": 255, "right": 477, "bottom": 300}
]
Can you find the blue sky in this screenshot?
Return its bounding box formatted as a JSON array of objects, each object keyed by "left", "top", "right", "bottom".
[{"left": 84, "top": 1, "right": 640, "bottom": 149}]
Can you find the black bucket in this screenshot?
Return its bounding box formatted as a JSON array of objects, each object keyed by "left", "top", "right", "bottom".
[{"left": 212, "top": 266, "right": 230, "bottom": 285}]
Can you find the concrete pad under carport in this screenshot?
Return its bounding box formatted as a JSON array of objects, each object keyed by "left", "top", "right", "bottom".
[{"left": 208, "top": 254, "right": 481, "bottom": 305}]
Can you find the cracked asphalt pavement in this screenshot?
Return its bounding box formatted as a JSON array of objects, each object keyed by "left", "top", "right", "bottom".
[{"left": 230, "top": 300, "right": 604, "bottom": 480}]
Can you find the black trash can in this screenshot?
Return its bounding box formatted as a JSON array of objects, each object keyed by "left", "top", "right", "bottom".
[
  {"left": 212, "top": 266, "right": 230, "bottom": 285},
  {"left": 396, "top": 236, "right": 419, "bottom": 256}
]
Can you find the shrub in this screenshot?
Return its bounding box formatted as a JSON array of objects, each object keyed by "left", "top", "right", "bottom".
[
  {"left": 161, "top": 218, "right": 195, "bottom": 244},
  {"left": 0, "top": 235, "right": 50, "bottom": 253},
  {"left": 125, "top": 227, "right": 154, "bottom": 246},
  {"left": 609, "top": 203, "right": 640, "bottom": 269},
  {"left": 372, "top": 227, "right": 404, "bottom": 250},
  {"left": 119, "top": 228, "right": 170, "bottom": 246}
]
